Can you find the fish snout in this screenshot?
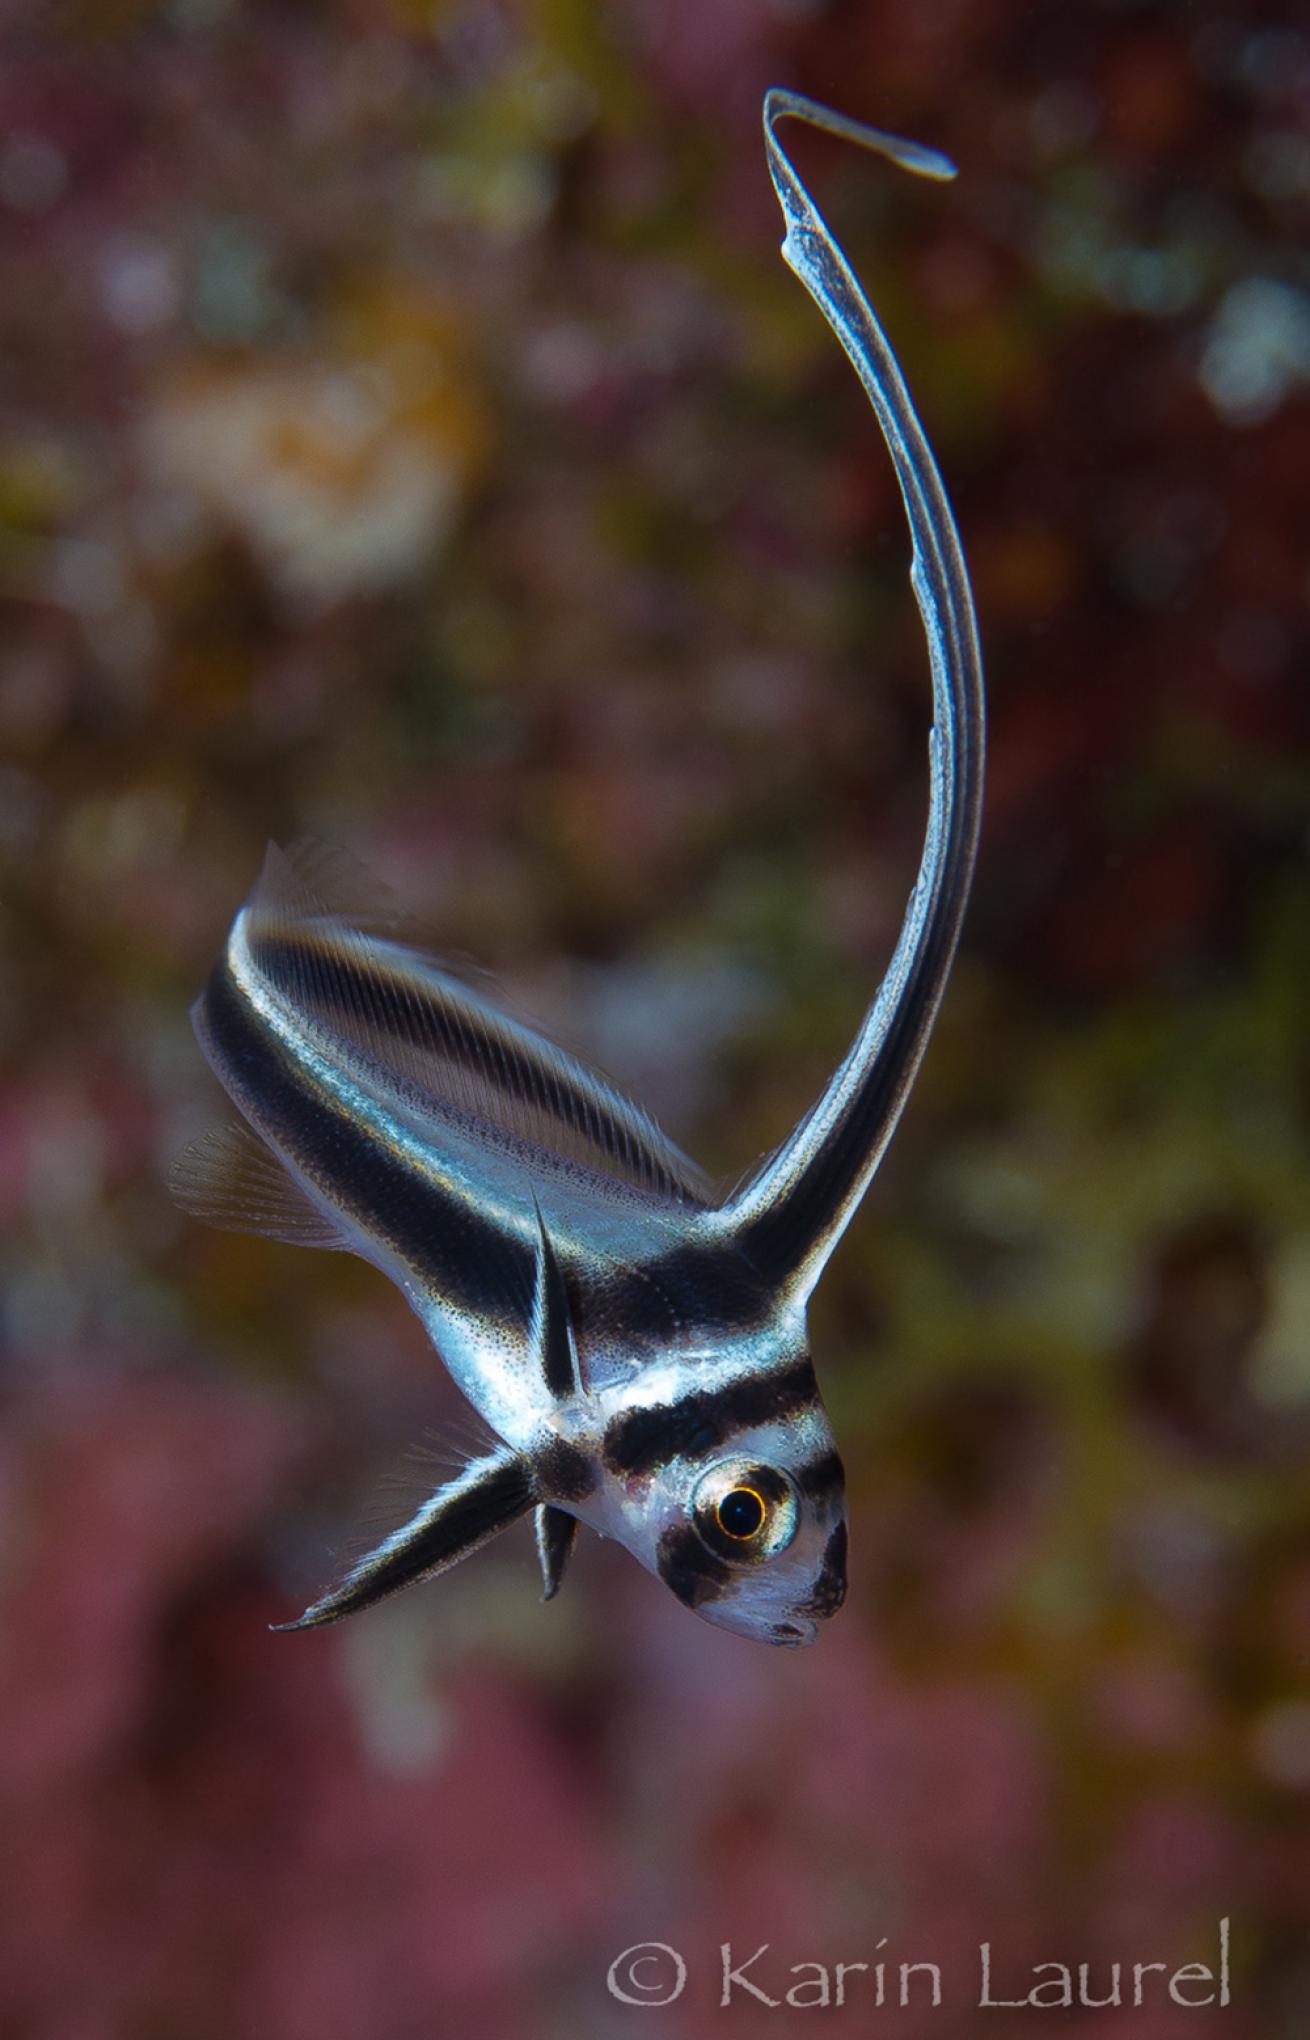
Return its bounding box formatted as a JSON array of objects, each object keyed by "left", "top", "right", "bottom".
[
  {"left": 797, "top": 1520, "right": 847, "bottom": 1622},
  {"left": 770, "top": 1617, "right": 819, "bottom": 1647}
]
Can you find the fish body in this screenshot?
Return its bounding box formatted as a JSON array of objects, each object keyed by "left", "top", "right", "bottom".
[{"left": 173, "top": 91, "right": 984, "bottom": 1646}]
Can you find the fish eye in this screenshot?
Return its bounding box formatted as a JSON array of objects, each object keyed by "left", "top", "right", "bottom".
[
  {"left": 692, "top": 1459, "right": 798, "bottom": 1562},
  {"left": 716, "top": 1486, "right": 766, "bottom": 1540}
]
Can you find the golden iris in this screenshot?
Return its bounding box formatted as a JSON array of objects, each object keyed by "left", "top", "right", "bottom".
[
  {"left": 715, "top": 1486, "right": 767, "bottom": 1540},
  {"left": 693, "top": 1459, "right": 799, "bottom": 1561}
]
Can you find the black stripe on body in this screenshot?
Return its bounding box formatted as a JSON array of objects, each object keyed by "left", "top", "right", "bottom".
[
  {"left": 246, "top": 927, "right": 708, "bottom": 1207},
  {"left": 198, "top": 960, "right": 535, "bottom": 1321},
  {"left": 596, "top": 1242, "right": 774, "bottom": 1344},
  {"left": 603, "top": 1359, "right": 818, "bottom": 1479},
  {"left": 656, "top": 1523, "right": 731, "bottom": 1608},
  {"left": 532, "top": 1437, "right": 595, "bottom": 1503},
  {"left": 734, "top": 1088, "right": 906, "bottom": 1304},
  {"left": 798, "top": 1522, "right": 848, "bottom": 1618},
  {"left": 794, "top": 1448, "right": 845, "bottom": 1505}
]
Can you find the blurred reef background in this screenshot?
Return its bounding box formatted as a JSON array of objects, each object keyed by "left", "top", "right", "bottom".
[{"left": 1, "top": 0, "right": 1309, "bottom": 2034}]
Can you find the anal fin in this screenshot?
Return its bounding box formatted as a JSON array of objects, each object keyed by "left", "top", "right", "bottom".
[
  {"left": 169, "top": 1121, "right": 349, "bottom": 1250},
  {"left": 535, "top": 1504, "right": 578, "bottom": 1601}
]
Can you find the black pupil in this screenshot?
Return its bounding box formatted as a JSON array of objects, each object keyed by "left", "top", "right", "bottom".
[{"left": 718, "top": 1488, "right": 765, "bottom": 1539}]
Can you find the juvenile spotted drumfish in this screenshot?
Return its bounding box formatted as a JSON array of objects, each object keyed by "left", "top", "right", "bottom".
[{"left": 173, "top": 91, "right": 984, "bottom": 1646}]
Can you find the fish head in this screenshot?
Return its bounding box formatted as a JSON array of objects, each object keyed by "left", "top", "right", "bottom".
[
  {"left": 658, "top": 1425, "right": 846, "bottom": 1646},
  {"left": 590, "top": 1360, "right": 847, "bottom": 1646}
]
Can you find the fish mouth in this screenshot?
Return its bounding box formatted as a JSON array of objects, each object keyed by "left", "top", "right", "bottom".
[{"left": 770, "top": 1618, "right": 818, "bottom": 1648}]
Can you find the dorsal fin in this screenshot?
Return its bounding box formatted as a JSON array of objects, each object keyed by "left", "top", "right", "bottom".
[
  {"left": 239, "top": 840, "right": 713, "bottom": 1207},
  {"left": 714, "top": 93, "right": 984, "bottom": 1303},
  {"left": 168, "top": 1121, "right": 350, "bottom": 1249}
]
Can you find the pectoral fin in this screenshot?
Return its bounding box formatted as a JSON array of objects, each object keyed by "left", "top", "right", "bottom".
[
  {"left": 274, "top": 1445, "right": 534, "bottom": 1630},
  {"left": 534, "top": 1504, "right": 578, "bottom": 1600}
]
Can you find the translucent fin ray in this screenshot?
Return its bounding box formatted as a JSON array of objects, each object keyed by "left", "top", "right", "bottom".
[
  {"left": 168, "top": 1121, "right": 350, "bottom": 1249},
  {"left": 255, "top": 836, "right": 411, "bottom": 940},
  {"left": 242, "top": 842, "right": 712, "bottom": 1207}
]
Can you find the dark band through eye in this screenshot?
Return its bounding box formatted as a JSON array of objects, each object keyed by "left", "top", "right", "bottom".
[{"left": 716, "top": 1487, "right": 766, "bottom": 1540}]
